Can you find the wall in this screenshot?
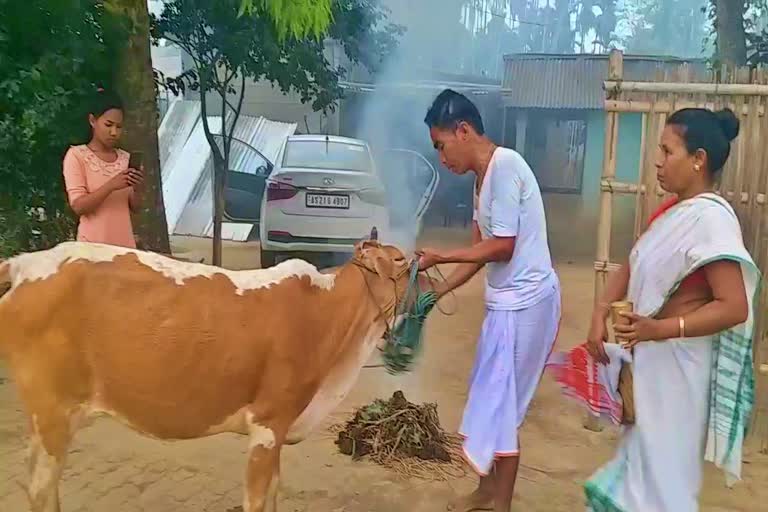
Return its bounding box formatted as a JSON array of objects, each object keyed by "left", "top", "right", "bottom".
[{"left": 545, "top": 111, "right": 643, "bottom": 263}]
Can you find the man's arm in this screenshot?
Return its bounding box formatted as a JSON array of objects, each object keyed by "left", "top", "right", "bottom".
[
  {"left": 420, "top": 159, "right": 519, "bottom": 270},
  {"left": 428, "top": 221, "right": 484, "bottom": 297},
  {"left": 426, "top": 235, "right": 515, "bottom": 266}
]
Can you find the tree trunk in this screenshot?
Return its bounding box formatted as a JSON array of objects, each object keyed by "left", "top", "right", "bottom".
[
  {"left": 212, "top": 156, "right": 226, "bottom": 267},
  {"left": 715, "top": 0, "right": 748, "bottom": 66},
  {"left": 106, "top": 0, "right": 171, "bottom": 254}
]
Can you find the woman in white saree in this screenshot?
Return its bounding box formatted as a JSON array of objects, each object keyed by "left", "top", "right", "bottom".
[{"left": 551, "top": 107, "right": 760, "bottom": 512}]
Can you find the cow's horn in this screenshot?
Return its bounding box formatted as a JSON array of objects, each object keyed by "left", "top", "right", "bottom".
[{"left": 370, "top": 226, "right": 378, "bottom": 241}]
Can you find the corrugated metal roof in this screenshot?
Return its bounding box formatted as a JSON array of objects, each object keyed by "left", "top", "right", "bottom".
[
  {"left": 159, "top": 100, "right": 297, "bottom": 241},
  {"left": 340, "top": 79, "right": 501, "bottom": 95},
  {"left": 502, "top": 54, "right": 708, "bottom": 109}
]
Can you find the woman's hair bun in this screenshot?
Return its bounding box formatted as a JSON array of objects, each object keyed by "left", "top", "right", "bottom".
[{"left": 714, "top": 108, "right": 740, "bottom": 142}]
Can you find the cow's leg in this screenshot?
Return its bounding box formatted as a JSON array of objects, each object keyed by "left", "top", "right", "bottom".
[
  {"left": 243, "top": 423, "right": 283, "bottom": 512},
  {"left": 25, "top": 408, "right": 78, "bottom": 512},
  {"left": 243, "top": 444, "right": 281, "bottom": 512}
]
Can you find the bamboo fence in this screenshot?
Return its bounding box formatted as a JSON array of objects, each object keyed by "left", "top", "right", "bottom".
[{"left": 596, "top": 50, "right": 768, "bottom": 450}]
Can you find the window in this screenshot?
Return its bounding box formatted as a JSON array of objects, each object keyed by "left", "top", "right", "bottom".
[
  {"left": 282, "top": 140, "right": 372, "bottom": 173},
  {"left": 525, "top": 112, "right": 587, "bottom": 194},
  {"left": 215, "top": 135, "right": 273, "bottom": 223}
]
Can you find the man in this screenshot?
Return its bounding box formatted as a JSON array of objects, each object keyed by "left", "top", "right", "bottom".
[{"left": 417, "top": 89, "right": 560, "bottom": 512}]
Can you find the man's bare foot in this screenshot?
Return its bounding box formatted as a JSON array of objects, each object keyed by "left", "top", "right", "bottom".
[{"left": 446, "top": 490, "right": 494, "bottom": 511}]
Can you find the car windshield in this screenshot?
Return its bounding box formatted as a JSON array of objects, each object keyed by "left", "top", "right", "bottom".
[{"left": 282, "top": 140, "right": 372, "bottom": 173}]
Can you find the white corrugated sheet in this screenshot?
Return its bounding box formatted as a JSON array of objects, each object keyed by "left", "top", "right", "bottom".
[{"left": 158, "top": 100, "right": 297, "bottom": 241}]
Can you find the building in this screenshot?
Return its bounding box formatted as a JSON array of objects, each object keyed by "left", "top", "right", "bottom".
[{"left": 500, "top": 53, "right": 707, "bottom": 260}]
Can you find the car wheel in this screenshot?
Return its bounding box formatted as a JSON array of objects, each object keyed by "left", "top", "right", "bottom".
[{"left": 260, "top": 249, "right": 277, "bottom": 268}]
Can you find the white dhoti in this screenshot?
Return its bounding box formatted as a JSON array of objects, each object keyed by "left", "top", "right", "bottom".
[{"left": 459, "top": 287, "right": 561, "bottom": 475}]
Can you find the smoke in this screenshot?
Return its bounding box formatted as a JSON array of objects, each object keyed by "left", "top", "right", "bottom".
[{"left": 350, "top": 0, "right": 472, "bottom": 254}]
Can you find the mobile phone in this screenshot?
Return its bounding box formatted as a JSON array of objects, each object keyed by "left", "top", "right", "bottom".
[{"left": 128, "top": 151, "right": 144, "bottom": 170}]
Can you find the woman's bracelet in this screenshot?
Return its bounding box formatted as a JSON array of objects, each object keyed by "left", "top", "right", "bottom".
[{"left": 679, "top": 316, "right": 686, "bottom": 338}]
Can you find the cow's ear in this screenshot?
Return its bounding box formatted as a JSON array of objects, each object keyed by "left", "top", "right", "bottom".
[{"left": 372, "top": 254, "right": 394, "bottom": 279}]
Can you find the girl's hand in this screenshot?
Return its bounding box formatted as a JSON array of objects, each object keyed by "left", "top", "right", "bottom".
[
  {"left": 613, "top": 312, "right": 662, "bottom": 349},
  {"left": 127, "top": 166, "right": 144, "bottom": 188}
]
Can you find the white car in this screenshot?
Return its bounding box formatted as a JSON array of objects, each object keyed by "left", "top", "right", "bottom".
[{"left": 257, "top": 135, "right": 438, "bottom": 267}]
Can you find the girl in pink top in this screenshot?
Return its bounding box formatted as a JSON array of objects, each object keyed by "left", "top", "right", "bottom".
[{"left": 63, "top": 91, "right": 144, "bottom": 248}]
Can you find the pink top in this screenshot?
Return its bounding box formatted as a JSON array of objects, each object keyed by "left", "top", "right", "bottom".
[{"left": 63, "top": 145, "right": 136, "bottom": 248}]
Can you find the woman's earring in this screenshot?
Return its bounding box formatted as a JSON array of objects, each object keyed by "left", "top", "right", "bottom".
[{"left": 694, "top": 164, "right": 701, "bottom": 172}]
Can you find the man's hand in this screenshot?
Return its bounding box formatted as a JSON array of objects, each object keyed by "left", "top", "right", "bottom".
[
  {"left": 416, "top": 248, "right": 443, "bottom": 271},
  {"left": 417, "top": 273, "right": 449, "bottom": 298}
]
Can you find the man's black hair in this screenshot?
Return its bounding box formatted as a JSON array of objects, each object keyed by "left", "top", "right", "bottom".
[{"left": 424, "top": 89, "right": 485, "bottom": 135}]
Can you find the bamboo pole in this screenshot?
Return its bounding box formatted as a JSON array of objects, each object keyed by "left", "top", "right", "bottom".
[
  {"left": 605, "top": 100, "right": 765, "bottom": 116},
  {"left": 594, "top": 50, "right": 623, "bottom": 300},
  {"left": 600, "top": 179, "right": 645, "bottom": 194},
  {"left": 633, "top": 113, "right": 648, "bottom": 238},
  {"left": 585, "top": 49, "right": 623, "bottom": 434},
  {"left": 604, "top": 80, "right": 768, "bottom": 96}
]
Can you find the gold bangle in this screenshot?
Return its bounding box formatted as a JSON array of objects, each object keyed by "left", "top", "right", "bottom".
[{"left": 679, "top": 316, "right": 686, "bottom": 338}]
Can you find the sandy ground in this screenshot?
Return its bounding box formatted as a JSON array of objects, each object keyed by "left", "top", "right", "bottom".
[{"left": 1, "top": 227, "right": 767, "bottom": 512}]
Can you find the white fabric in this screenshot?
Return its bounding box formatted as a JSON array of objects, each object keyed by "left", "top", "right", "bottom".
[
  {"left": 584, "top": 193, "right": 760, "bottom": 512},
  {"left": 587, "top": 336, "right": 715, "bottom": 512},
  {"left": 474, "top": 147, "right": 556, "bottom": 310},
  {"left": 628, "top": 192, "right": 758, "bottom": 485},
  {"left": 459, "top": 283, "right": 560, "bottom": 475}
]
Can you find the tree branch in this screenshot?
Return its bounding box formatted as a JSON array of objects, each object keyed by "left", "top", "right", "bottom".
[
  {"left": 226, "top": 73, "right": 247, "bottom": 159},
  {"left": 197, "top": 66, "right": 223, "bottom": 165}
]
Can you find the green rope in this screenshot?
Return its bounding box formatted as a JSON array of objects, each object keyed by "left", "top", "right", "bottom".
[{"left": 382, "top": 261, "right": 438, "bottom": 374}]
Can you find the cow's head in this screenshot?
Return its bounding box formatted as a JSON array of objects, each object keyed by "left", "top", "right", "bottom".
[{"left": 351, "top": 239, "right": 412, "bottom": 318}]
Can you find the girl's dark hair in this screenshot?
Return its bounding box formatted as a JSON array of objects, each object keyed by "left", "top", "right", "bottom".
[
  {"left": 424, "top": 89, "right": 485, "bottom": 135},
  {"left": 89, "top": 88, "right": 124, "bottom": 118},
  {"left": 666, "top": 107, "right": 740, "bottom": 174}
]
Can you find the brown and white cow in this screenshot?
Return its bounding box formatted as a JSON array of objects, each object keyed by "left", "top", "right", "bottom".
[{"left": 0, "top": 238, "right": 413, "bottom": 512}]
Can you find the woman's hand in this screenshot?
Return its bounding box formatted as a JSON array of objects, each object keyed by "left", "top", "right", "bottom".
[
  {"left": 107, "top": 168, "right": 143, "bottom": 192},
  {"left": 128, "top": 166, "right": 144, "bottom": 189},
  {"left": 586, "top": 313, "right": 610, "bottom": 364},
  {"left": 416, "top": 248, "right": 443, "bottom": 271},
  {"left": 613, "top": 312, "right": 662, "bottom": 349}
]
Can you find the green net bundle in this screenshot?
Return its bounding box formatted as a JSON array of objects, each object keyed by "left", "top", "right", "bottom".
[{"left": 382, "top": 262, "right": 438, "bottom": 374}]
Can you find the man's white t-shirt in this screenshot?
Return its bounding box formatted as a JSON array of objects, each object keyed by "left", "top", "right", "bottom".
[{"left": 473, "top": 147, "right": 558, "bottom": 311}]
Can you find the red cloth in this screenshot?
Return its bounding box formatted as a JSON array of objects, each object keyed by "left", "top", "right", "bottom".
[
  {"left": 545, "top": 344, "right": 624, "bottom": 424},
  {"left": 648, "top": 198, "right": 708, "bottom": 289}
]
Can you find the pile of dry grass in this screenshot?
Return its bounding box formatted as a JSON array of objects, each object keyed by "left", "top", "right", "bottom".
[{"left": 333, "top": 391, "right": 467, "bottom": 481}]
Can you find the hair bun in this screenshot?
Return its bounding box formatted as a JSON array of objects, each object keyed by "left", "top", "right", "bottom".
[{"left": 714, "top": 108, "right": 740, "bottom": 142}]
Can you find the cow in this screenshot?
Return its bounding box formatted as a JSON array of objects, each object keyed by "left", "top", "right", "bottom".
[{"left": 0, "top": 236, "right": 414, "bottom": 512}]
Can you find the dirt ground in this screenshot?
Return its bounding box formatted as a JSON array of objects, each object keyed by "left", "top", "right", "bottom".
[{"left": 1, "top": 227, "right": 767, "bottom": 512}]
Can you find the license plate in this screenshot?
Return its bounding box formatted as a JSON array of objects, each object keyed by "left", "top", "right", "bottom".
[{"left": 306, "top": 193, "right": 350, "bottom": 209}]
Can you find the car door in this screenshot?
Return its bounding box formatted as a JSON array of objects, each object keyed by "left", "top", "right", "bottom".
[
  {"left": 216, "top": 135, "right": 274, "bottom": 224},
  {"left": 376, "top": 148, "right": 439, "bottom": 228}
]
